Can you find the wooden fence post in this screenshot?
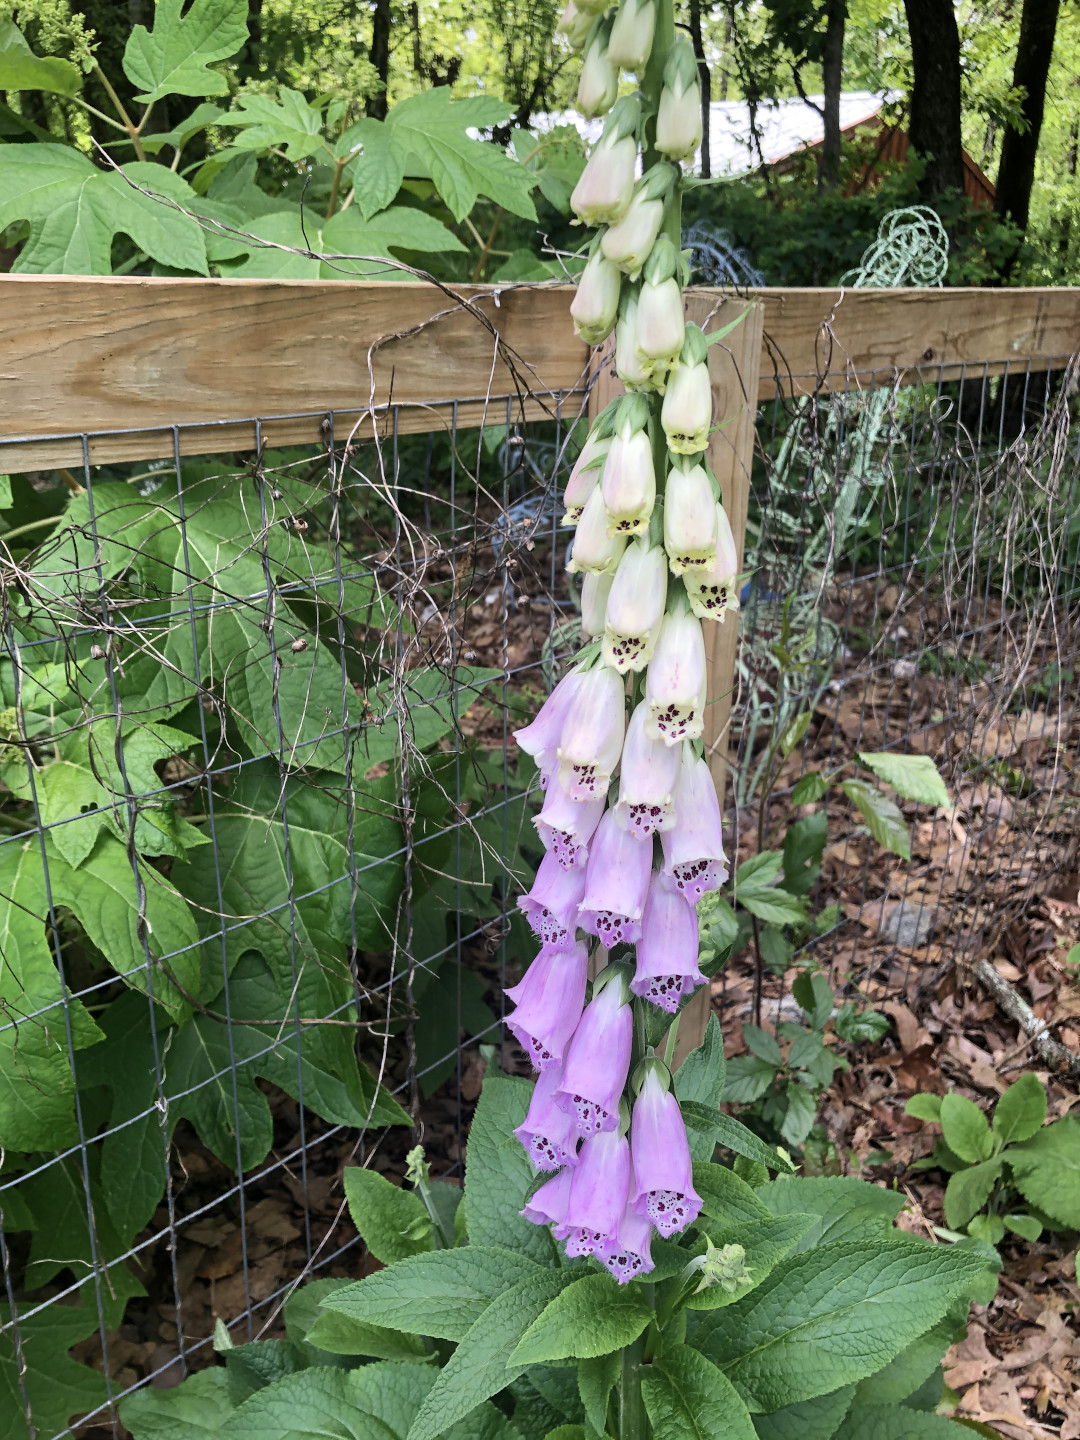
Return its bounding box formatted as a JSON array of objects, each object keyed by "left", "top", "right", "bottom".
[{"left": 587, "top": 300, "right": 765, "bottom": 1061}]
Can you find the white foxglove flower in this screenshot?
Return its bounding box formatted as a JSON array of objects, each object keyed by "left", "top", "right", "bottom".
[
  {"left": 557, "top": 664, "right": 626, "bottom": 801},
  {"left": 664, "top": 461, "right": 718, "bottom": 574},
  {"left": 570, "top": 98, "right": 641, "bottom": 227},
  {"left": 636, "top": 276, "right": 684, "bottom": 367},
  {"left": 571, "top": 247, "right": 622, "bottom": 346},
  {"left": 566, "top": 483, "right": 627, "bottom": 575},
  {"left": 601, "top": 163, "right": 675, "bottom": 281},
  {"left": 580, "top": 569, "right": 615, "bottom": 637},
  {"left": 562, "top": 430, "right": 610, "bottom": 526},
  {"left": 607, "top": 0, "right": 656, "bottom": 70},
  {"left": 602, "top": 537, "right": 667, "bottom": 672},
  {"left": 615, "top": 294, "right": 653, "bottom": 390},
  {"left": 661, "top": 358, "right": 711, "bottom": 454},
  {"left": 613, "top": 699, "right": 681, "bottom": 835},
  {"left": 656, "top": 39, "right": 703, "bottom": 162},
  {"left": 685, "top": 503, "right": 740, "bottom": 620},
  {"left": 602, "top": 396, "right": 655, "bottom": 536},
  {"left": 556, "top": 0, "right": 593, "bottom": 48},
  {"left": 645, "top": 597, "right": 707, "bottom": 745},
  {"left": 577, "top": 24, "right": 618, "bottom": 118}
]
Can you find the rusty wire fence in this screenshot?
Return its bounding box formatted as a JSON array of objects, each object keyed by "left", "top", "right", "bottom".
[{"left": 0, "top": 338, "right": 1077, "bottom": 1437}]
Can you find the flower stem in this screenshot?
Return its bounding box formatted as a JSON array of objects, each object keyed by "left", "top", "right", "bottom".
[{"left": 618, "top": 1334, "right": 651, "bottom": 1440}]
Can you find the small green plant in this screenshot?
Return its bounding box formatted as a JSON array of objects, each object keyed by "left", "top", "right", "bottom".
[
  {"left": 907, "top": 1074, "right": 1080, "bottom": 1244},
  {"left": 722, "top": 972, "right": 890, "bottom": 1156}
]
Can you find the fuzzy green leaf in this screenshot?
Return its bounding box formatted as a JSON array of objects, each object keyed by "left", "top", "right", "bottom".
[
  {"left": 992, "top": 1073, "right": 1046, "bottom": 1146},
  {"left": 758, "top": 1176, "right": 905, "bottom": 1252},
  {"left": 641, "top": 1346, "right": 758, "bottom": 1440},
  {"left": 693, "top": 1162, "right": 772, "bottom": 1227},
  {"left": 791, "top": 772, "right": 829, "bottom": 806},
  {"left": 303, "top": 1311, "right": 428, "bottom": 1361},
  {"left": 742, "top": 1025, "right": 784, "bottom": 1067},
  {"left": 939, "top": 1094, "right": 993, "bottom": 1164},
  {"left": 943, "top": 1157, "right": 1003, "bottom": 1230},
  {"left": 122, "top": 1367, "right": 233, "bottom": 1439},
  {"left": 1008, "top": 1115, "right": 1080, "bottom": 1228},
  {"left": 722, "top": 1055, "right": 778, "bottom": 1104},
  {"left": 752, "top": 1386, "right": 856, "bottom": 1440},
  {"left": 578, "top": 1353, "right": 620, "bottom": 1437},
  {"left": 123, "top": 0, "right": 250, "bottom": 103},
  {"left": 693, "top": 1238, "right": 987, "bottom": 1411},
  {"left": 217, "top": 1360, "right": 441, "bottom": 1438},
  {"left": 465, "top": 1072, "right": 560, "bottom": 1263},
  {"left": 342, "top": 1167, "right": 434, "bottom": 1264},
  {"left": 710, "top": 1112, "right": 796, "bottom": 1173},
  {"left": 675, "top": 1016, "right": 729, "bottom": 1160},
  {"left": 833, "top": 1403, "right": 972, "bottom": 1439},
  {"left": 840, "top": 780, "right": 911, "bottom": 859},
  {"left": 905, "top": 1095, "right": 943, "bottom": 1123},
  {"left": 856, "top": 753, "right": 950, "bottom": 808},
  {"left": 512, "top": 1274, "right": 653, "bottom": 1364}
]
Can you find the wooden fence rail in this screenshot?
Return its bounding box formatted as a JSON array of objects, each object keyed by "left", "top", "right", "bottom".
[{"left": 2, "top": 278, "right": 1080, "bottom": 472}]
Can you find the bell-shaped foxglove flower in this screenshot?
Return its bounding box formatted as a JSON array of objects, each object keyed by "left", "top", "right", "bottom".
[
  {"left": 635, "top": 237, "right": 685, "bottom": 374},
  {"left": 602, "top": 537, "right": 667, "bottom": 674},
  {"left": 563, "top": 1128, "right": 631, "bottom": 1257},
  {"left": 515, "top": 1063, "right": 582, "bottom": 1170},
  {"left": 655, "top": 38, "right": 703, "bottom": 162},
  {"left": 570, "top": 98, "right": 640, "bottom": 227},
  {"left": 600, "top": 1203, "right": 655, "bottom": 1283},
  {"left": 505, "top": 941, "right": 589, "bottom": 1071},
  {"left": 518, "top": 849, "right": 587, "bottom": 950},
  {"left": 615, "top": 292, "right": 653, "bottom": 390},
  {"left": 644, "top": 597, "right": 707, "bottom": 745},
  {"left": 631, "top": 868, "right": 706, "bottom": 1010},
  {"left": 613, "top": 699, "right": 681, "bottom": 836},
  {"left": 630, "top": 1064, "right": 702, "bottom": 1237},
  {"left": 660, "top": 745, "right": 728, "bottom": 901},
  {"left": 566, "top": 484, "right": 627, "bottom": 576},
  {"left": 556, "top": 0, "right": 592, "bottom": 45},
  {"left": 685, "top": 503, "right": 740, "bottom": 620},
  {"left": 571, "top": 246, "right": 622, "bottom": 346},
  {"left": 578, "top": 809, "right": 653, "bottom": 947},
  {"left": 606, "top": 0, "right": 656, "bottom": 70},
  {"left": 562, "top": 430, "right": 610, "bottom": 526},
  {"left": 521, "top": 1164, "right": 573, "bottom": 1234},
  {"left": 601, "top": 395, "right": 655, "bottom": 536},
  {"left": 664, "top": 460, "right": 718, "bottom": 574},
  {"left": 577, "top": 20, "right": 618, "bottom": 118},
  {"left": 556, "top": 663, "right": 626, "bottom": 802},
  {"left": 580, "top": 569, "right": 614, "bottom": 638},
  {"left": 514, "top": 667, "right": 583, "bottom": 776},
  {"left": 556, "top": 969, "right": 633, "bottom": 1134},
  {"left": 601, "top": 164, "right": 675, "bottom": 281},
  {"left": 661, "top": 325, "right": 711, "bottom": 455},
  {"left": 535, "top": 783, "right": 606, "bottom": 869}
]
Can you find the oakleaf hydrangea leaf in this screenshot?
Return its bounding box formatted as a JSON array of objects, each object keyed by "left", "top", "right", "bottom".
[{"left": 123, "top": 0, "right": 249, "bottom": 104}]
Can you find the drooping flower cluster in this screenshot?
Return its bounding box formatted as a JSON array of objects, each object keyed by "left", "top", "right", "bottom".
[{"left": 504, "top": 0, "right": 739, "bottom": 1282}]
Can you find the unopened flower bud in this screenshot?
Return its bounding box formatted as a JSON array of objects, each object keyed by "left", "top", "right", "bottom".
[
  {"left": 656, "top": 39, "right": 703, "bottom": 162},
  {"left": 562, "top": 431, "right": 610, "bottom": 525},
  {"left": 571, "top": 246, "right": 622, "bottom": 346},
  {"left": 577, "top": 23, "right": 618, "bottom": 118},
  {"left": 567, "top": 484, "right": 627, "bottom": 576},
  {"left": 580, "top": 569, "right": 614, "bottom": 637},
  {"left": 664, "top": 461, "right": 718, "bottom": 573},
  {"left": 557, "top": 0, "right": 593, "bottom": 48},
  {"left": 606, "top": 0, "right": 656, "bottom": 70},
  {"left": 644, "top": 597, "right": 707, "bottom": 745},
  {"left": 602, "top": 538, "right": 667, "bottom": 672},
  {"left": 690, "top": 1242, "right": 752, "bottom": 1294}
]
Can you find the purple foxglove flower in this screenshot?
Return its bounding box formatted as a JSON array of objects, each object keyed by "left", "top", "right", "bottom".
[
  {"left": 521, "top": 1164, "right": 574, "bottom": 1234},
  {"left": 562, "top": 432, "right": 610, "bottom": 526},
  {"left": 515, "top": 669, "right": 584, "bottom": 775},
  {"left": 600, "top": 1202, "right": 655, "bottom": 1283},
  {"left": 518, "top": 850, "right": 587, "bottom": 950},
  {"left": 630, "top": 1067, "right": 703, "bottom": 1237},
  {"left": 535, "top": 783, "right": 605, "bottom": 869},
  {"left": 556, "top": 972, "right": 633, "bottom": 1133},
  {"left": 602, "top": 424, "right": 656, "bottom": 537},
  {"left": 580, "top": 569, "right": 615, "bottom": 639},
  {"left": 602, "top": 537, "right": 668, "bottom": 674},
  {"left": 613, "top": 699, "right": 680, "bottom": 837},
  {"left": 562, "top": 1127, "right": 631, "bottom": 1257},
  {"left": 685, "top": 503, "right": 740, "bottom": 621},
  {"left": 578, "top": 809, "right": 653, "bottom": 947},
  {"left": 661, "top": 358, "right": 712, "bottom": 455},
  {"left": 571, "top": 248, "right": 622, "bottom": 346},
  {"left": 566, "top": 484, "right": 628, "bottom": 576},
  {"left": 661, "top": 746, "right": 728, "bottom": 901},
  {"left": 515, "top": 1063, "right": 582, "bottom": 1170},
  {"left": 644, "top": 599, "right": 707, "bottom": 746},
  {"left": 631, "top": 868, "right": 706, "bottom": 1011},
  {"left": 556, "top": 664, "right": 626, "bottom": 802},
  {"left": 505, "top": 941, "right": 588, "bottom": 1071},
  {"left": 606, "top": 0, "right": 656, "bottom": 71},
  {"left": 664, "top": 461, "right": 719, "bottom": 575}
]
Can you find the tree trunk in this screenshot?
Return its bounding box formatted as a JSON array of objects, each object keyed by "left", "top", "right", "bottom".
[
  {"left": 719, "top": 11, "right": 732, "bottom": 100},
  {"left": 902, "top": 0, "right": 965, "bottom": 199},
  {"left": 367, "top": 0, "right": 392, "bottom": 119},
  {"left": 688, "top": 0, "right": 712, "bottom": 178},
  {"left": 818, "top": 0, "right": 845, "bottom": 190},
  {"left": 409, "top": 0, "right": 423, "bottom": 75},
  {"left": 994, "top": 0, "right": 1061, "bottom": 273}
]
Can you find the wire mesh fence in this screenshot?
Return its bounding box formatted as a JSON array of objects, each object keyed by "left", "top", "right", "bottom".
[{"left": 0, "top": 316, "right": 1077, "bottom": 1438}]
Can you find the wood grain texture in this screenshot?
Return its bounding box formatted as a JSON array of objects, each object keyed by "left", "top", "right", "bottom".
[{"left": 3, "top": 278, "right": 1080, "bottom": 469}]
